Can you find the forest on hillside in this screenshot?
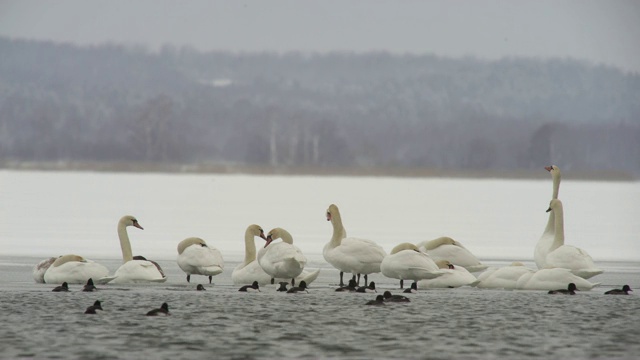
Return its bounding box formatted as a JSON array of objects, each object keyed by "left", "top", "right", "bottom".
[{"left": 1, "top": 38, "right": 639, "bottom": 176}]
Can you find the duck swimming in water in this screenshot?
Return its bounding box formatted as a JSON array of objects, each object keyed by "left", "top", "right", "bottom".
[
  {"left": 82, "top": 278, "right": 97, "bottom": 292},
  {"left": 382, "top": 291, "right": 411, "bottom": 302},
  {"left": 146, "top": 302, "right": 170, "bottom": 316},
  {"left": 335, "top": 278, "right": 358, "bottom": 292},
  {"left": 196, "top": 284, "right": 206, "bottom": 291},
  {"left": 403, "top": 282, "right": 418, "bottom": 294},
  {"left": 365, "top": 295, "right": 385, "bottom": 306},
  {"left": 84, "top": 300, "right": 103, "bottom": 314},
  {"left": 238, "top": 281, "right": 260, "bottom": 292},
  {"left": 605, "top": 285, "right": 632, "bottom": 295},
  {"left": 52, "top": 282, "right": 69, "bottom": 292},
  {"left": 356, "top": 281, "right": 376, "bottom": 293},
  {"left": 277, "top": 282, "right": 288, "bottom": 292},
  {"left": 548, "top": 283, "right": 577, "bottom": 295},
  {"left": 287, "top": 281, "right": 309, "bottom": 294}
]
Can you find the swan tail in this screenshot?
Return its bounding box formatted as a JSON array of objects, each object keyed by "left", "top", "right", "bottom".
[
  {"left": 96, "top": 276, "right": 118, "bottom": 284},
  {"left": 571, "top": 268, "right": 604, "bottom": 279}
]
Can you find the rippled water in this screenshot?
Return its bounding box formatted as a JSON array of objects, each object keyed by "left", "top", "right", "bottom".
[{"left": 1, "top": 256, "right": 639, "bottom": 360}]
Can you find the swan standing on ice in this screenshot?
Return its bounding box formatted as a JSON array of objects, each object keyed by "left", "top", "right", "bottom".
[
  {"left": 42, "top": 254, "right": 110, "bottom": 285},
  {"left": 107, "top": 215, "right": 167, "bottom": 284},
  {"left": 324, "top": 204, "right": 387, "bottom": 286},
  {"left": 416, "top": 237, "right": 487, "bottom": 273},
  {"left": 535, "top": 165, "right": 561, "bottom": 269},
  {"left": 176, "top": 237, "right": 224, "bottom": 284},
  {"left": 417, "top": 260, "right": 478, "bottom": 289},
  {"left": 259, "top": 228, "right": 307, "bottom": 286},
  {"left": 380, "top": 242, "right": 443, "bottom": 288},
  {"left": 542, "top": 199, "right": 603, "bottom": 279},
  {"left": 231, "top": 224, "right": 267, "bottom": 284}
]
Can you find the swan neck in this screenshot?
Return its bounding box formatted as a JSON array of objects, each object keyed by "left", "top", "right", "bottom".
[
  {"left": 280, "top": 229, "right": 294, "bottom": 244},
  {"left": 244, "top": 230, "right": 257, "bottom": 264},
  {"left": 552, "top": 204, "right": 565, "bottom": 248},
  {"left": 117, "top": 220, "right": 133, "bottom": 263},
  {"left": 329, "top": 211, "right": 346, "bottom": 247},
  {"left": 552, "top": 172, "right": 561, "bottom": 199}
]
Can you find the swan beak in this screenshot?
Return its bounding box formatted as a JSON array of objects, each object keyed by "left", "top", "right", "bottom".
[
  {"left": 544, "top": 166, "right": 553, "bottom": 172},
  {"left": 326, "top": 213, "right": 332, "bottom": 221},
  {"left": 546, "top": 207, "right": 552, "bottom": 213},
  {"left": 133, "top": 222, "right": 144, "bottom": 230},
  {"left": 264, "top": 235, "right": 273, "bottom": 248}
]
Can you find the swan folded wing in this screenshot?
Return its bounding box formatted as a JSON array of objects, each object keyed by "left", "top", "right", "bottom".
[
  {"left": 184, "top": 245, "right": 225, "bottom": 269},
  {"left": 232, "top": 261, "right": 272, "bottom": 285},
  {"left": 545, "top": 245, "right": 602, "bottom": 277},
  {"left": 340, "top": 238, "right": 386, "bottom": 264}
]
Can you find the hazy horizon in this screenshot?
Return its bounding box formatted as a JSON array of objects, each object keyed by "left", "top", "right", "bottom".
[{"left": 1, "top": 0, "right": 639, "bottom": 73}]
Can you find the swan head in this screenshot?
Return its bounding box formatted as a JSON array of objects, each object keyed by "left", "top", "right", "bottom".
[
  {"left": 545, "top": 165, "right": 561, "bottom": 175},
  {"left": 246, "top": 224, "right": 267, "bottom": 241},
  {"left": 436, "top": 260, "right": 455, "bottom": 269},
  {"left": 546, "top": 199, "right": 563, "bottom": 213},
  {"left": 390, "top": 242, "right": 419, "bottom": 254},
  {"left": 120, "top": 215, "right": 144, "bottom": 230},
  {"left": 326, "top": 204, "right": 340, "bottom": 221},
  {"left": 52, "top": 254, "right": 85, "bottom": 266},
  {"left": 177, "top": 237, "right": 207, "bottom": 254}
]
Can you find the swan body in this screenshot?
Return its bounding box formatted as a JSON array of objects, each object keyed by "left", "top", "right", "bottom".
[
  {"left": 258, "top": 228, "right": 307, "bottom": 285},
  {"left": 380, "top": 242, "right": 443, "bottom": 287},
  {"left": 324, "top": 204, "right": 387, "bottom": 286},
  {"left": 475, "top": 262, "right": 535, "bottom": 289},
  {"left": 416, "top": 237, "right": 487, "bottom": 272},
  {"left": 417, "top": 260, "right": 478, "bottom": 289},
  {"left": 33, "top": 256, "right": 58, "bottom": 283},
  {"left": 535, "top": 165, "right": 561, "bottom": 269},
  {"left": 516, "top": 268, "right": 599, "bottom": 291},
  {"left": 542, "top": 199, "right": 603, "bottom": 279},
  {"left": 42, "top": 254, "right": 110, "bottom": 285},
  {"left": 108, "top": 216, "right": 167, "bottom": 284},
  {"left": 176, "top": 237, "right": 224, "bottom": 283}
]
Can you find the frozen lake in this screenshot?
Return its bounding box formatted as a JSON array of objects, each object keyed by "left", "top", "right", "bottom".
[
  {"left": 0, "top": 170, "right": 638, "bottom": 262},
  {"left": 1, "top": 170, "right": 639, "bottom": 359}
]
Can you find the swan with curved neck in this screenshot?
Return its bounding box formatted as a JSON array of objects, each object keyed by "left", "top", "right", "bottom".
[
  {"left": 535, "top": 165, "right": 562, "bottom": 269},
  {"left": 542, "top": 199, "right": 603, "bottom": 279},
  {"left": 177, "top": 237, "right": 224, "bottom": 283},
  {"left": 232, "top": 225, "right": 269, "bottom": 284},
  {"left": 258, "top": 228, "right": 307, "bottom": 286},
  {"left": 380, "top": 242, "right": 443, "bottom": 288},
  {"left": 474, "top": 262, "right": 535, "bottom": 289},
  {"left": 107, "top": 215, "right": 167, "bottom": 284},
  {"left": 417, "top": 259, "right": 478, "bottom": 289},
  {"left": 324, "top": 204, "right": 387, "bottom": 287},
  {"left": 42, "top": 254, "right": 110, "bottom": 284},
  {"left": 416, "top": 237, "right": 487, "bottom": 272}
]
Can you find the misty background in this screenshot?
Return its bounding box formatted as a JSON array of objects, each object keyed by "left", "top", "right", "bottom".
[{"left": 1, "top": 1, "right": 639, "bottom": 177}]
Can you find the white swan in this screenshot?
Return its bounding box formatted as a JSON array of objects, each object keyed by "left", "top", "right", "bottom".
[
  {"left": 416, "top": 237, "right": 487, "bottom": 272},
  {"left": 542, "top": 199, "right": 603, "bottom": 279},
  {"left": 259, "top": 228, "right": 307, "bottom": 286},
  {"left": 42, "top": 254, "right": 110, "bottom": 284},
  {"left": 475, "top": 262, "right": 535, "bottom": 290},
  {"left": 177, "top": 237, "right": 224, "bottom": 283},
  {"left": 534, "top": 165, "right": 561, "bottom": 269},
  {"left": 324, "top": 204, "right": 387, "bottom": 286},
  {"left": 107, "top": 215, "right": 167, "bottom": 284},
  {"left": 380, "top": 242, "right": 443, "bottom": 288},
  {"left": 33, "top": 256, "right": 58, "bottom": 283},
  {"left": 516, "top": 267, "right": 599, "bottom": 291},
  {"left": 417, "top": 260, "right": 478, "bottom": 289}
]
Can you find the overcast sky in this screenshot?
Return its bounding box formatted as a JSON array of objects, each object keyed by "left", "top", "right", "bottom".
[{"left": 1, "top": 0, "right": 639, "bottom": 73}]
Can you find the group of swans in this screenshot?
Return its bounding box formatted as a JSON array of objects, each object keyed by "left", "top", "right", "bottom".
[
  {"left": 324, "top": 203, "right": 486, "bottom": 289},
  {"left": 475, "top": 165, "right": 602, "bottom": 290},
  {"left": 231, "top": 224, "right": 320, "bottom": 286},
  {"left": 34, "top": 215, "right": 167, "bottom": 284}
]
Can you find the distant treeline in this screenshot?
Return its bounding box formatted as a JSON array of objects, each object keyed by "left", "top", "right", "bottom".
[{"left": 0, "top": 37, "right": 639, "bottom": 176}]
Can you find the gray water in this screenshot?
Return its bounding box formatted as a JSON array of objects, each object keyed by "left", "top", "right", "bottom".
[{"left": 1, "top": 256, "right": 639, "bottom": 360}]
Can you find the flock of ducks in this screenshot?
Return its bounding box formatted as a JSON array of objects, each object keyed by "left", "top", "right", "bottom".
[{"left": 33, "top": 165, "right": 633, "bottom": 306}]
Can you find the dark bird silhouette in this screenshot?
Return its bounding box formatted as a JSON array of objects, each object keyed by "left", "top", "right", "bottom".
[
  {"left": 335, "top": 278, "right": 358, "bottom": 292},
  {"left": 277, "top": 282, "right": 288, "bottom": 292},
  {"left": 238, "top": 281, "right": 260, "bottom": 292},
  {"left": 196, "top": 284, "right": 206, "bottom": 291},
  {"left": 365, "top": 295, "right": 385, "bottom": 306},
  {"left": 548, "top": 283, "right": 577, "bottom": 295},
  {"left": 605, "top": 285, "right": 632, "bottom": 295},
  {"left": 287, "top": 281, "right": 308, "bottom": 293},
  {"left": 356, "top": 281, "right": 376, "bottom": 293},
  {"left": 84, "top": 300, "right": 103, "bottom": 314},
  {"left": 403, "top": 282, "right": 418, "bottom": 293},
  {"left": 383, "top": 291, "right": 411, "bottom": 302},
  {"left": 52, "top": 282, "right": 69, "bottom": 292},
  {"left": 82, "top": 278, "right": 97, "bottom": 292},
  {"left": 146, "top": 302, "right": 170, "bottom": 316}
]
